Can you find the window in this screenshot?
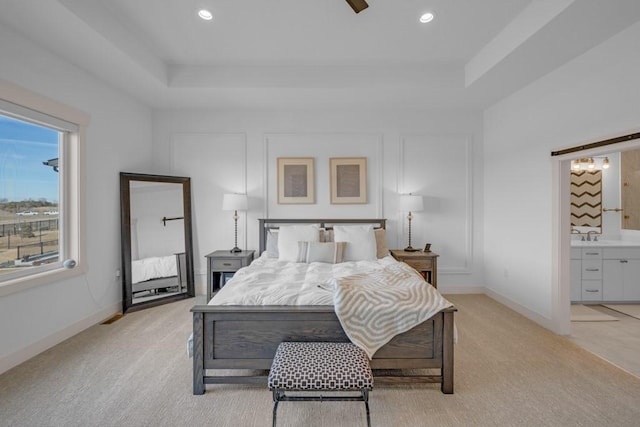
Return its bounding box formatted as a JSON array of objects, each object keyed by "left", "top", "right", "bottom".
[
  {"left": 0, "top": 83, "right": 87, "bottom": 295},
  {"left": 0, "top": 114, "right": 62, "bottom": 278}
]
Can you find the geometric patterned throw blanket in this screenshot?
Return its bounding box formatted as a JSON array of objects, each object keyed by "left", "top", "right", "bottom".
[{"left": 327, "top": 262, "right": 454, "bottom": 359}]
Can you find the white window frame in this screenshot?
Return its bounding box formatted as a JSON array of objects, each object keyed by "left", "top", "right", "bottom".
[{"left": 0, "top": 80, "right": 88, "bottom": 296}]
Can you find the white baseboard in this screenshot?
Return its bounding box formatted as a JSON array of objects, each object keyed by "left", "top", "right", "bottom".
[
  {"left": 439, "top": 284, "right": 556, "bottom": 332},
  {"left": 0, "top": 302, "right": 121, "bottom": 375},
  {"left": 439, "top": 284, "right": 486, "bottom": 294},
  {"left": 483, "top": 287, "right": 555, "bottom": 331}
]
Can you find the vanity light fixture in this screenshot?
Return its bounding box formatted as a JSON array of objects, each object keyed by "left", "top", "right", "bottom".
[
  {"left": 198, "top": 9, "right": 213, "bottom": 21},
  {"left": 571, "top": 157, "right": 610, "bottom": 171},
  {"left": 420, "top": 12, "right": 435, "bottom": 23}
]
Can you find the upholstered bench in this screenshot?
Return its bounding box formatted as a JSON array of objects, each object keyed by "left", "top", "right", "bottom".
[{"left": 268, "top": 342, "right": 373, "bottom": 427}]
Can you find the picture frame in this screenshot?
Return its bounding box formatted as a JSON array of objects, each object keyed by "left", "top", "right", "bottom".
[
  {"left": 330, "top": 157, "right": 367, "bottom": 204},
  {"left": 277, "top": 157, "right": 315, "bottom": 204}
]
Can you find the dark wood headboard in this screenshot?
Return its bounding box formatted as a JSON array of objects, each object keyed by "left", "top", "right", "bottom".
[{"left": 258, "top": 218, "right": 386, "bottom": 254}]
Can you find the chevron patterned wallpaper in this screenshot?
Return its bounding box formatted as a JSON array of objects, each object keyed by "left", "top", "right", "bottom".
[{"left": 570, "top": 170, "right": 602, "bottom": 228}]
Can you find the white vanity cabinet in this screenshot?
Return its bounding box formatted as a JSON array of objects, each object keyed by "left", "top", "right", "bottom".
[
  {"left": 571, "top": 243, "right": 640, "bottom": 303},
  {"left": 603, "top": 247, "right": 640, "bottom": 301},
  {"left": 580, "top": 247, "right": 603, "bottom": 301}
]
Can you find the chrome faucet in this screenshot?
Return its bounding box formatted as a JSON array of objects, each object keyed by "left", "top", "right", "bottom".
[{"left": 586, "top": 230, "right": 598, "bottom": 242}]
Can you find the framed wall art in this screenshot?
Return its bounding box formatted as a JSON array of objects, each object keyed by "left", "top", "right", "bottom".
[
  {"left": 277, "top": 157, "right": 315, "bottom": 204},
  {"left": 330, "top": 157, "right": 367, "bottom": 204}
]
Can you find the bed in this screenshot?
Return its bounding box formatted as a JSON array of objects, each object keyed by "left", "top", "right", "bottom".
[
  {"left": 132, "top": 252, "right": 186, "bottom": 295},
  {"left": 191, "top": 219, "right": 456, "bottom": 395}
]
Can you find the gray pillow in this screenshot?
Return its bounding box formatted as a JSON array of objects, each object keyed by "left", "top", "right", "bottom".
[
  {"left": 296, "top": 241, "right": 347, "bottom": 264},
  {"left": 266, "top": 229, "right": 279, "bottom": 258}
]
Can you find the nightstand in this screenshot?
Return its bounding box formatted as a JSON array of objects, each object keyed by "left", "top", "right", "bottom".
[
  {"left": 205, "top": 250, "right": 254, "bottom": 301},
  {"left": 390, "top": 249, "right": 439, "bottom": 288}
]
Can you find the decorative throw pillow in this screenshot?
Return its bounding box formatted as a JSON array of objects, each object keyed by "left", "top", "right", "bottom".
[
  {"left": 333, "top": 225, "right": 377, "bottom": 261},
  {"left": 374, "top": 228, "right": 390, "bottom": 258},
  {"left": 324, "top": 229, "right": 334, "bottom": 242},
  {"left": 296, "top": 241, "right": 347, "bottom": 264},
  {"left": 278, "top": 224, "right": 320, "bottom": 262},
  {"left": 266, "top": 229, "right": 279, "bottom": 258}
]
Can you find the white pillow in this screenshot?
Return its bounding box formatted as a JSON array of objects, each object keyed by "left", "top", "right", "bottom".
[
  {"left": 278, "top": 224, "right": 320, "bottom": 262},
  {"left": 266, "top": 228, "right": 324, "bottom": 258},
  {"left": 333, "top": 225, "right": 377, "bottom": 261}
]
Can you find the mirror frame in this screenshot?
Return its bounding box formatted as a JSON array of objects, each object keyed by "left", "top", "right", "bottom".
[{"left": 120, "top": 172, "right": 195, "bottom": 313}]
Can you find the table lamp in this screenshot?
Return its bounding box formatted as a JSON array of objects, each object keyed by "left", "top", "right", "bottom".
[
  {"left": 222, "top": 193, "right": 248, "bottom": 253},
  {"left": 399, "top": 194, "right": 423, "bottom": 252}
]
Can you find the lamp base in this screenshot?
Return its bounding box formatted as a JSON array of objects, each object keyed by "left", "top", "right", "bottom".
[
  {"left": 230, "top": 247, "right": 242, "bottom": 253},
  {"left": 404, "top": 245, "right": 420, "bottom": 252}
]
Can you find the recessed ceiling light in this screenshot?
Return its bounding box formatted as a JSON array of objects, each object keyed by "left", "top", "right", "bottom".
[
  {"left": 198, "top": 9, "right": 213, "bottom": 21},
  {"left": 419, "top": 12, "right": 434, "bottom": 24}
]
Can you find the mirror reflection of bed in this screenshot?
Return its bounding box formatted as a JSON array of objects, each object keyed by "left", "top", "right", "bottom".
[
  {"left": 120, "top": 173, "right": 195, "bottom": 313},
  {"left": 130, "top": 181, "right": 186, "bottom": 303}
]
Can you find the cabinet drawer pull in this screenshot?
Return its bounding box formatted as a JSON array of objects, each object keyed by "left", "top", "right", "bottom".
[
  {"left": 585, "top": 252, "right": 600, "bottom": 256},
  {"left": 620, "top": 259, "right": 628, "bottom": 263},
  {"left": 223, "top": 263, "right": 232, "bottom": 266},
  {"left": 585, "top": 289, "right": 599, "bottom": 293},
  {"left": 585, "top": 268, "right": 600, "bottom": 272}
]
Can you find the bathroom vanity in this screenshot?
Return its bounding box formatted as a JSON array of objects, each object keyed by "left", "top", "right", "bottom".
[{"left": 571, "top": 241, "right": 640, "bottom": 303}]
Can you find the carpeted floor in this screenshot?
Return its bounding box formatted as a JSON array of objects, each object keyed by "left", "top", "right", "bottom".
[{"left": 1, "top": 294, "right": 639, "bottom": 427}]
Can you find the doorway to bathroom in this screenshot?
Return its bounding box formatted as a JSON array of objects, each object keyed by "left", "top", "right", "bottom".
[{"left": 552, "top": 133, "right": 640, "bottom": 377}]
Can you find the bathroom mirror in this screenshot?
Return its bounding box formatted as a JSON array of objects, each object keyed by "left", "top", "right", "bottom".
[
  {"left": 570, "top": 170, "right": 602, "bottom": 234},
  {"left": 621, "top": 149, "right": 640, "bottom": 230},
  {"left": 120, "top": 172, "right": 194, "bottom": 313}
]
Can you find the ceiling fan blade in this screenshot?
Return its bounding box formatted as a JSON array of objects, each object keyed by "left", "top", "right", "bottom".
[{"left": 346, "top": 0, "right": 369, "bottom": 13}]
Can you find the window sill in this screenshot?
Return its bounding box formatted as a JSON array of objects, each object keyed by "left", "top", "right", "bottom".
[{"left": 0, "top": 264, "right": 86, "bottom": 297}]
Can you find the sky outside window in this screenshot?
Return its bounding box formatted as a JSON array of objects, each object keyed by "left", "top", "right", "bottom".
[{"left": 0, "top": 114, "right": 59, "bottom": 203}]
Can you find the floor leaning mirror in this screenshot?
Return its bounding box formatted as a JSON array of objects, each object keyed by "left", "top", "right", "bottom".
[{"left": 120, "top": 172, "right": 195, "bottom": 313}]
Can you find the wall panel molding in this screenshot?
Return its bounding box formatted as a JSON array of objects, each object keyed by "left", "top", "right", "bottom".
[{"left": 399, "top": 134, "right": 473, "bottom": 274}]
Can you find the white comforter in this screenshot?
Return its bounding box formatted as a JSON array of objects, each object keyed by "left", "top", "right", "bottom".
[
  {"left": 209, "top": 253, "right": 401, "bottom": 306},
  {"left": 201, "top": 253, "right": 455, "bottom": 358}
]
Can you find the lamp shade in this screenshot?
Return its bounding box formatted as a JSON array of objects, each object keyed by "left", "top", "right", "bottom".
[
  {"left": 399, "top": 194, "right": 423, "bottom": 212},
  {"left": 222, "top": 193, "right": 248, "bottom": 211}
]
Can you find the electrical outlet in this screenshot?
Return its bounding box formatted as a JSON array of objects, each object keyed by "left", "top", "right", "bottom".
[{"left": 115, "top": 269, "right": 121, "bottom": 279}]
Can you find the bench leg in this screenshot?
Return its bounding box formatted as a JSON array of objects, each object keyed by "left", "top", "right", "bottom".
[
  {"left": 363, "top": 389, "right": 371, "bottom": 427},
  {"left": 272, "top": 400, "right": 279, "bottom": 427},
  {"left": 272, "top": 389, "right": 281, "bottom": 427}
]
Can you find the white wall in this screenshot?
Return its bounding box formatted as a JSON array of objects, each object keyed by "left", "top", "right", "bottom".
[
  {"left": 483, "top": 21, "right": 640, "bottom": 328},
  {"left": 0, "top": 24, "right": 152, "bottom": 372},
  {"left": 130, "top": 183, "right": 185, "bottom": 259},
  {"left": 152, "top": 109, "right": 485, "bottom": 294}
]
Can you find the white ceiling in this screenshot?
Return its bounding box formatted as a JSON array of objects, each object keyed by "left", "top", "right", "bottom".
[{"left": 2, "top": 0, "right": 640, "bottom": 110}]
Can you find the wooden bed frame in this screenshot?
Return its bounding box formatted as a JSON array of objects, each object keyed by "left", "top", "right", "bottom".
[{"left": 191, "top": 219, "right": 456, "bottom": 395}]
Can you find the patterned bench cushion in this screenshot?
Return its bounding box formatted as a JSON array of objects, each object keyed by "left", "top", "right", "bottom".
[{"left": 268, "top": 342, "right": 373, "bottom": 391}]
